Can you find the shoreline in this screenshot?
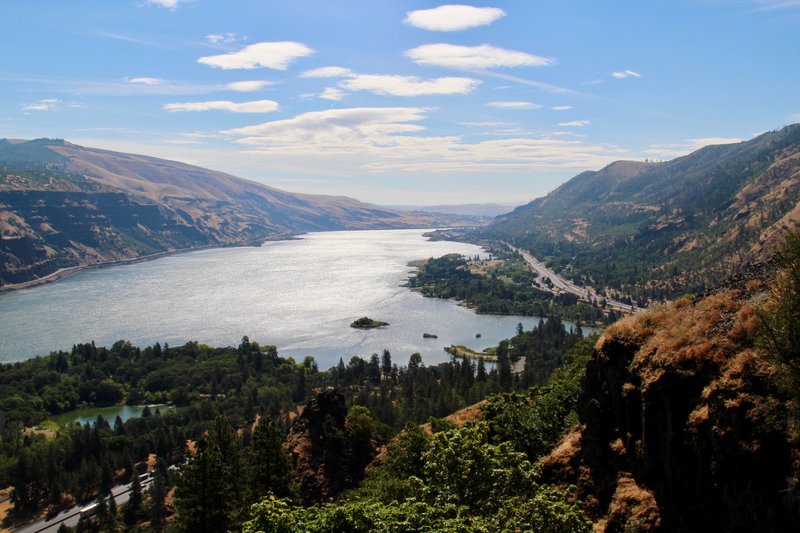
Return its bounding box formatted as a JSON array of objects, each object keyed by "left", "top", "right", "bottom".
[{"left": 0, "top": 244, "right": 228, "bottom": 294}]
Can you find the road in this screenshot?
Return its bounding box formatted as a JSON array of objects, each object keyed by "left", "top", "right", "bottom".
[
  {"left": 505, "top": 243, "right": 644, "bottom": 315},
  {"left": 14, "top": 477, "right": 153, "bottom": 533}
]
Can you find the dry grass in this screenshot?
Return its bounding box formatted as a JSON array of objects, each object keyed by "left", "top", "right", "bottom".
[{"left": 603, "top": 473, "right": 661, "bottom": 532}]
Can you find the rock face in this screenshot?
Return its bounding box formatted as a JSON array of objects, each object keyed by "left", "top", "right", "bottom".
[
  {"left": 285, "top": 388, "right": 375, "bottom": 504},
  {"left": 543, "top": 285, "right": 799, "bottom": 532}
]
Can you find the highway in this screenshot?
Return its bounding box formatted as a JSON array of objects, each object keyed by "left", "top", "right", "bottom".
[
  {"left": 14, "top": 477, "right": 154, "bottom": 533},
  {"left": 505, "top": 243, "right": 644, "bottom": 315}
]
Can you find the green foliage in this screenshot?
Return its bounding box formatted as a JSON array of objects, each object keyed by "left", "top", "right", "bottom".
[
  {"left": 173, "top": 414, "right": 293, "bottom": 532},
  {"left": 483, "top": 336, "right": 596, "bottom": 460},
  {"left": 408, "top": 253, "right": 607, "bottom": 324},
  {"left": 758, "top": 231, "right": 800, "bottom": 399},
  {"left": 423, "top": 422, "right": 537, "bottom": 512}
]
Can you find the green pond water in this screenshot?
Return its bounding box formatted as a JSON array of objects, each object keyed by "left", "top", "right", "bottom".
[{"left": 50, "top": 404, "right": 171, "bottom": 427}]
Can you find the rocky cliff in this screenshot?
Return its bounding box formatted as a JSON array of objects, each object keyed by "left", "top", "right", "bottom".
[
  {"left": 285, "top": 388, "right": 378, "bottom": 504},
  {"left": 543, "top": 269, "right": 799, "bottom": 532}
]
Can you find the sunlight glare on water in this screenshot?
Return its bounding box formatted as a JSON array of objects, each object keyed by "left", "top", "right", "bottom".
[{"left": 0, "top": 230, "right": 563, "bottom": 368}]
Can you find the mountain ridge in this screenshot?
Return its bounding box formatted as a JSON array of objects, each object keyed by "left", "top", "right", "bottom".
[
  {"left": 0, "top": 139, "right": 479, "bottom": 287},
  {"left": 484, "top": 124, "right": 800, "bottom": 302}
]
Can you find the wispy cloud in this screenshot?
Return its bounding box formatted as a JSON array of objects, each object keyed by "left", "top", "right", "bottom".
[
  {"left": 206, "top": 32, "right": 241, "bottom": 45},
  {"left": 163, "top": 100, "right": 279, "bottom": 113},
  {"left": 226, "top": 80, "right": 272, "bottom": 92},
  {"left": 198, "top": 41, "right": 314, "bottom": 70},
  {"left": 747, "top": 0, "right": 800, "bottom": 11},
  {"left": 300, "top": 66, "right": 354, "bottom": 78},
  {"left": 221, "top": 107, "right": 627, "bottom": 175},
  {"left": 558, "top": 120, "right": 591, "bottom": 127},
  {"left": 487, "top": 101, "right": 541, "bottom": 109},
  {"left": 643, "top": 136, "right": 742, "bottom": 158},
  {"left": 341, "top": 75, "right": 481, "bottom": 96},
  {"left": 404, "top": 5, "right": 506, "bottom": 31},
  {"left": 552, "top": 105, "right": 573, "bottom": 111},
  {"left": 143, "top": 0, "right": 188, "bottom": 9},
  {"left": 320, "top": 88, "right": 346, "bottom": 101},
  {"left": 127, "top": 77, "right": 163, "bottom": 85},
  {"left": 406, "top": 43, "right": 553, "bottom": 69},
  {"left": 22, "top": 98, "right": 61, "bottom": 112},
  {"left": 612, "top": 70, "right": 642, "bottom": 79}
]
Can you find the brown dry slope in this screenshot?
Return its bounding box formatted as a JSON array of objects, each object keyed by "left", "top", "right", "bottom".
[
  {"left": 0, "top": 139, "right": 481, "bottom": 286},
  {"left": 542, "top": 271, "right": 799, "bottom": 532}
]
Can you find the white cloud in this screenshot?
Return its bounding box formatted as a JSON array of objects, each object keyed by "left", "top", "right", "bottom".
[
  {"left": 300, "top": 66, "right": 354, "bottom": 78},
  {"left": 643, "top": 137, "right": 743, "bottom": 158},
  {"left": 320, "top": 88, "right": 346, "bottom": 101},
  {"left": 220, "top": 107, "right": 627, "bottom": 176},
  {"left": 552, "top": 105, "right": 573, "bottom": 111},
  {"left": 224, "top": 107, "right": 428, "bottom": 138},
  {"left": 787, "top": 112, "right": 800, "bottom": 122},
  {"left": 406, "top": 43, "right": 553, "bottom": 69},
  {"left": 163, "top": 100, "right": 279, "bottom": 113},
  {"left": 144, "top": 0, "right": 186, "bottom": 9},
  {"left": 404, "top": 5, "right": 506, "bottom": 31},
  {"left": 459, "top": 121, "right": 510, "bottom": 127},
  {"left": 22, "top": 98, "right": 61, "bottom": 112},
  {"left": 206, "top": 32, "right": 240, "bottom": 45},
  {"left": 487, "top": 101, "right": 541, "bottom": 109},
  {"left": 558, "top": 120, "right": 591, "bottom": 127},
  {"left": 128, "top": 77, "right": 163, "bottom": 85},
  {"left": 748, "top": 0, "right": 800, "bottom": 11},
  {"left": 226, "top": 80, "right": 272, "bottom": 92},
  {"left": 198, "top": 41, "right": 313, "bottom": 70},
  {"left": 612, "top": 70, "right": 642, "bottom": 79},
  {"left": 341, "top": 75, "right": 480, "bottom": 96}
]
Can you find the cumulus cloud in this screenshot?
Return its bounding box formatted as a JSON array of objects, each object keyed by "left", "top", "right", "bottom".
[
  {"left": 226, "top": 80, "right": 272, "bottom": 92},
  {"left": 404, "top": 5, "right": 506, "bottom": 31},
  {"left": 612, "top": 70, "right": 642, "bottom": 79},
  {"left": 552, "top": 105, "right": 573, "bottom": 111},
  {"left": 300, "top": 66, "right": 354, "bottom": 78},
  {"left": 341, "top": 74, "right": 480, "bottom": 96},
  {"left": 128, "top": 77, "right": 163, "bottom": 85},
  {"left": 198, "top": 41, "right": 313, "bottom": 70},
  {"left": 163, "top": 100, "right": 279, "bottom": 113},
  {"left": 643, "top": 137, "right": 743, "bottom": 158},
  {"left": 320, "top": 88, "right": 346, "bottom": 101},
  {"left": 406, "top": 43, "right": 553, "bottom": 69},
  {"left": 22, "top": 98, "right": 61, "bottom": 112},
  {"left": 487, "top": 101, "right": 541, "bottom": 109},
  {"left": 558, "top": 120, "right": 591, "bottom": 127}
]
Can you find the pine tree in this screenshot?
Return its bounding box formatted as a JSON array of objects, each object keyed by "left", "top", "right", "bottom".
[
  {"left": 124, "top": 469, "right": 143, "bottom": 525},
  {"left": 149, "top": 471, "right": 167, "bottom": 533}
]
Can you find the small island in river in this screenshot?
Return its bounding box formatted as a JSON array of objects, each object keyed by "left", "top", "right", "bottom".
[{"left": 350, "top": 316, "right": 389, "bottom": 329}]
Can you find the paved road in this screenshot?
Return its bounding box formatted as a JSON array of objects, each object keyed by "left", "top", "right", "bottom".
[
  {"left": 505, "top": 243, "right": 644, "bottom": 315},
  {"left": 14, "top": 478, "right": 153, "bottom": 533}
]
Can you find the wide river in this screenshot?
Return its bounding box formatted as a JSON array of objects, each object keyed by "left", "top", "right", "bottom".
[{"left": 0, "top": 229, "right": 567, "bottom": 369}]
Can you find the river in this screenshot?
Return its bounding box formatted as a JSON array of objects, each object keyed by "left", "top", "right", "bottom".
[{"left": 0, "top": 229, "right": 577, "bottom": 369}]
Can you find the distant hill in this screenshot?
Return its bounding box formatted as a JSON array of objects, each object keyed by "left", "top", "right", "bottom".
[
  {"left": 484, "top": 124, "right": 800, "bottom": 301},
  {"left": 0, "top": 139, "right": 479, "bottom": 287},
  {"left": 384, "top": 202, "right": 518, "bottom": 218}
]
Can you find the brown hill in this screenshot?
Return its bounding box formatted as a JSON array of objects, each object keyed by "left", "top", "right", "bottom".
[
  {"left": 485, "top": 124, "right": 800, "bottom": 302},
  {"left": 0, "top": 139, "right": 478, "bottom": 287}
]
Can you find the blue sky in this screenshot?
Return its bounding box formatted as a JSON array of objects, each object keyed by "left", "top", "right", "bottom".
[{"left": 1, "top": 1, "right": 799, "bottom": 205}]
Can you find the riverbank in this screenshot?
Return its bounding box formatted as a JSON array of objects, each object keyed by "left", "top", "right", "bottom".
[{"left": 0, "top": 244, "right": 230, "bottom": 293}]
